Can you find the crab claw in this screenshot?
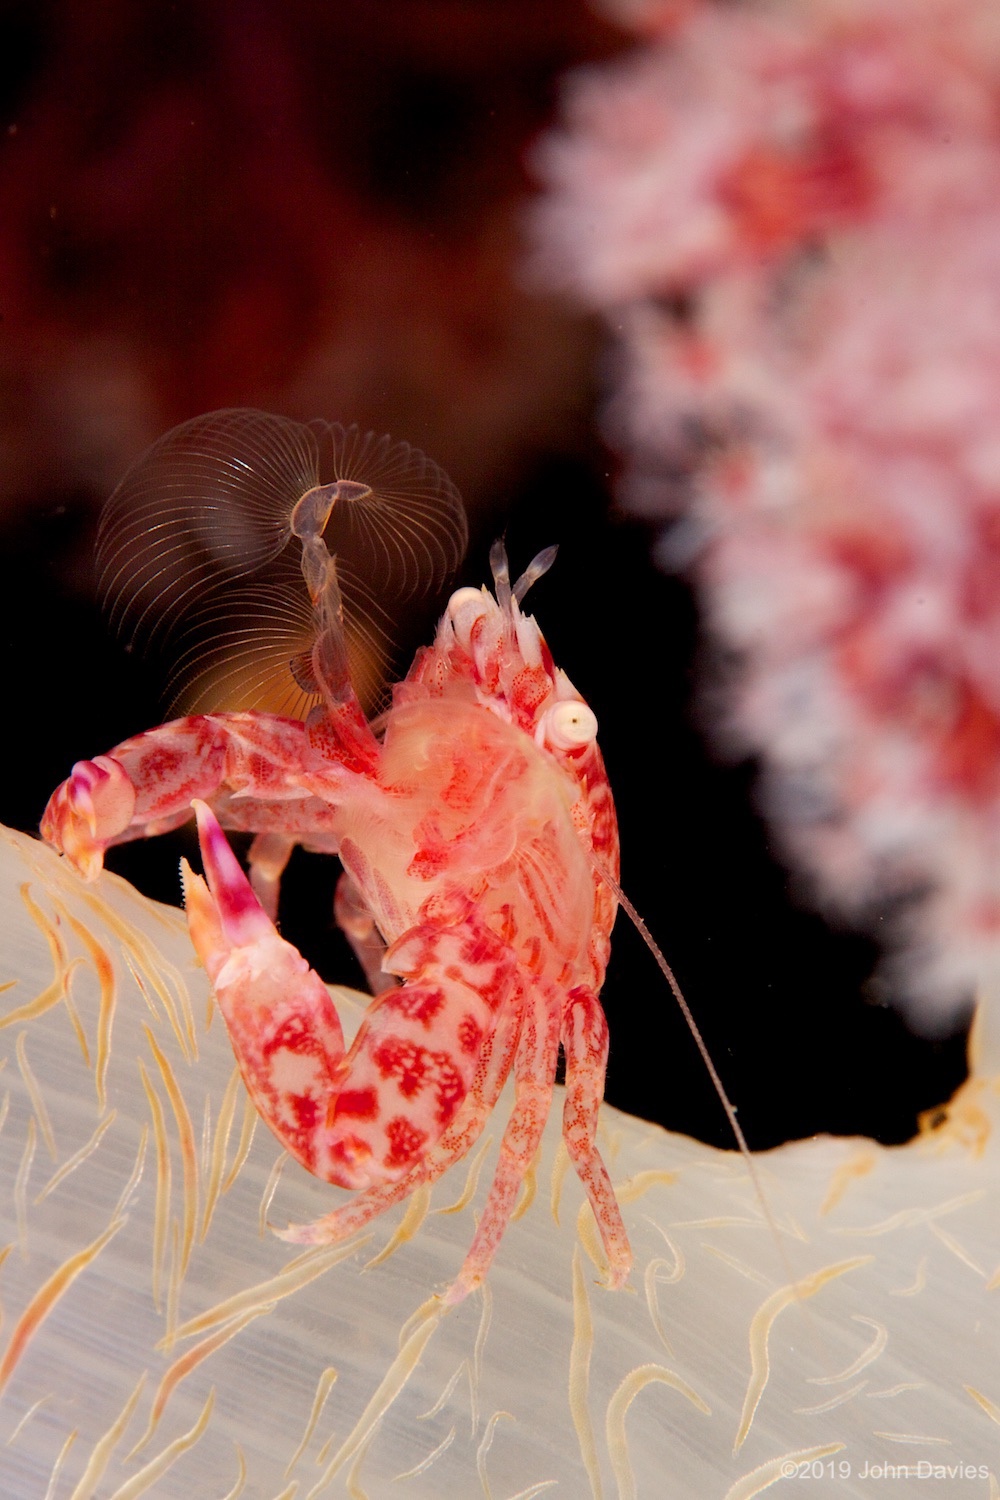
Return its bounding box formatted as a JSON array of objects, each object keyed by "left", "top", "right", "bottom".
[
  {"left": 183, "top": 800, "right": 349, "bottom": 1178},
  {"left": 40, "top": 756, "right": 136, "bottom": 880},
  {"left": 184, "top": 800, "right": 275, "bottom": 978}
]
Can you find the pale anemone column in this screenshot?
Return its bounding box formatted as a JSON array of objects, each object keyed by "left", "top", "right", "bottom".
[{"left": 1, "top": 825, "right": 998, "bottom": 1495}]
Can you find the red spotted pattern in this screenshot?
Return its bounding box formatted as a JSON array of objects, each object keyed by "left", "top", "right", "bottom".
[
  {"left": 384, "top": 986, "right": 446, "bottom": 1026},
  {"left": 373, "top": 1036, "right": 433, "bottom": 1098},
  {"left": 384, "top": 1116, "right": 428, "bottom": 1169},
  {"left": 335, "top": 1088, "right": 378, "bottom": 1119},
  {"left": 457, "top": 1014, "right": 483, "bottom": 1055}
]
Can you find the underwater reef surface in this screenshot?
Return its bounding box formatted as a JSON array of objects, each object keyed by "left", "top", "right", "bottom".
[{"left": 1, "top": 825, "right": 997, "bottom": 1497}]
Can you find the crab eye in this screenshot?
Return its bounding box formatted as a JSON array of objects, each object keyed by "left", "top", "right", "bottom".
[
  {"left": 447, "top": 587, "right": 485, "bottom": 618},
  {"left": 447, "top": 586, "right": 490, "bottom": 646},
  {"left": 540, "top": 699, "right": 598, "bottom": 751}
]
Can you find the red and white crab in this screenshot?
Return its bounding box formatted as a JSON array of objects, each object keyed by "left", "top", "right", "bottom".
[{"left": 42, "top": 410, "right": 631, "bottom": 1302}]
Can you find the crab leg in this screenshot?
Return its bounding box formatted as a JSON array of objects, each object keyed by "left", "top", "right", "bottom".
[
  {"left": 443, "top": 983, "right": 562, "bottom": 1304},
  {"left": 185, "top": 801, "right": 519, "bottom": 1192},
  {"left": 283, "top": 987, "right": 632, "bottom": 1298},
  {"left": 561, "top": 986, "right": 632, "bottom": 1288},
  {"left": 334, "top": 871, "right": 396, "bottom": 995},
  {"left": 246, "top": 832, "right": 296, "bottom": 922}
]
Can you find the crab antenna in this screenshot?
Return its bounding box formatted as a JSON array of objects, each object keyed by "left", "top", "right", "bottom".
[
  {"left": 512, "top": 544, "right": 559, "bottom": 604},
  {"left": 489, "top": 538, "right": 512, "bottom": 613},
  {"left": 593, "top": 857, "right": 801, "bottom": 1294}
]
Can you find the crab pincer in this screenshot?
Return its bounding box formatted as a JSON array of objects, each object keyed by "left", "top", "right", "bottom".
[
  {"left": 184, "top": 799, "right": 519, "bottom": 1199},
  {"left": 183, "top": 800, "right": 352, "bottom": 1180},
  {"left": 40, "top": 755, "right": 137, "bottom": 881}
]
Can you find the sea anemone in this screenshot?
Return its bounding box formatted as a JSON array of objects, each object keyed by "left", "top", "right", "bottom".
[{"left": 2, "top": 825, "right": 996, "bottom": 1494}]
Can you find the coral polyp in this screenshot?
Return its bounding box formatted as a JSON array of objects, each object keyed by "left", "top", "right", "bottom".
[{"left": 534, "top": 0, "right": 1000, "bottom": 1025}]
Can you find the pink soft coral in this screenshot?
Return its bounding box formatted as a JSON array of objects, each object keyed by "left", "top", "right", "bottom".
[{"left": 535, "top": 0, "right": 1000, "bottom": 1025}]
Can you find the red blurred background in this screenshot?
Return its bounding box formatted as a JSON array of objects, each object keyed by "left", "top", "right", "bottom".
[{"left": 0, "top": 0, "right": 968, "bottom": 1148}]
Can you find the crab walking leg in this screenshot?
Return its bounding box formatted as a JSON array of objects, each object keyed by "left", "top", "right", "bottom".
[
  {"left": 278, "top": 1001, "right": 524, "bottom": 1247},
  {"left": 334, "top": 871, "right": 396, "bottom": 996},
  {"left": 444, "top": 984, "right": 563, "bottom": 1305},
  {"left": 186, "top": 801, "right": 520, "bottom": 1192},
  {"left": 247, "top": 832, "right": 296, "bottom": 922},
  {"left": 561, "top": 987, "right": 632, "bottom": 1288}
]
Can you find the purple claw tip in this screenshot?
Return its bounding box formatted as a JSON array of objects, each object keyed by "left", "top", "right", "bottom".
[{"left": 191, "top": 799, "right": 274, "bottom": 944}]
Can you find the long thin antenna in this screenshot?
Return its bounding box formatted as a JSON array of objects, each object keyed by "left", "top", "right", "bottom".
[{"left": 594, "top": 858, "right": 800, "bottom": 1290}]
